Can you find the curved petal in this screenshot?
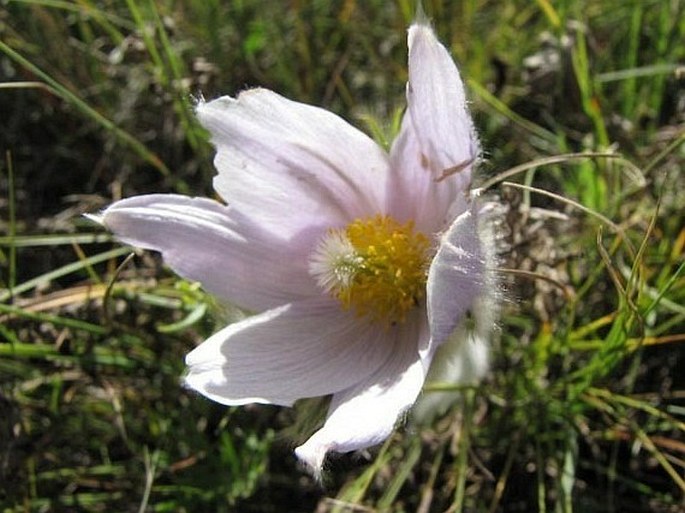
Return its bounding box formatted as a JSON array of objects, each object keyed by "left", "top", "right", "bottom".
[
  {"left": 197, "top": 88, "right": 390, "bottom": 236},
  {"left": 425, "top": 205, "right": 486, "bottom": 356},
  {"left": 387, "top": 119, "right": 470, "bottom": 233},
  {"left": 406, "top": 22, "right": 479, "bottom": 186},
  {"left": 185, "top": 298, "right": 394, "bottom": 407},
  {"left": 99, "top": 194, "right": 319, "bottom": 311},
  {"left": 295, "top": 311, "right": 429, "bottom": 474},
  {"left": 387, "top": 23, "right": 478, "bottom": 233}
]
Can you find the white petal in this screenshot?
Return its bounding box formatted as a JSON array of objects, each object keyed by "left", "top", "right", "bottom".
[
  {"left": 387, "top": 23, "right": 478, "bottom": 233},
  {"left": 406, "top": 23, "right": 478, "bottom": 186},
  {"left": 388, "top": 118, "right": 470, "bottom": 233},
  {"left": 425, "top": 205, "right": 486, "bottom": 355},
  {"left": 185, "top": 298, "right": 394, "bottom": 407},
  {"left": 412, "top": 317, "right": 489, "bottom": 424},
  {"left": 197, "top": 88, "right": 390, "bottom": 236},
  {"left": 100, "top": 194, "right": 318, "bottom": 311},
  {"left": 295, "top": 311, "right": 429, "bottom": 474}
]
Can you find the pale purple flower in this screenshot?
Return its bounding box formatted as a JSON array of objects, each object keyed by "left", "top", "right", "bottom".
[{"left": 92, "top": 22, "right": 493, "bottom": 474}]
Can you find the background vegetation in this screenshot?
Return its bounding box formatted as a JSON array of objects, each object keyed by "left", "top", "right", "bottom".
[{"left": 1, "top": 0, "right": 683, "bottom": 511}]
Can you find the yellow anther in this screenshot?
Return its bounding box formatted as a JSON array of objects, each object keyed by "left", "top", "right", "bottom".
[{"left": 310, "top": 215, "right": 430, "bottom": 325}]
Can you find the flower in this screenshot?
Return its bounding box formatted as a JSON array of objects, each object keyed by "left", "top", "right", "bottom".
[{"left": 92, "top": 21, "right": 494, "bottom": 475}]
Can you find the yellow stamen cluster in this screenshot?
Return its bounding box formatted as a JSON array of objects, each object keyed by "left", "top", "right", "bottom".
[{"left": 311, "top": 215, "right": 430, "bottom": 325}]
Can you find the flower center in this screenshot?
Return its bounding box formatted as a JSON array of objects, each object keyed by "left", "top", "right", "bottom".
[{"left": 309, "top": 215, "right": 430, "bottom": 324}]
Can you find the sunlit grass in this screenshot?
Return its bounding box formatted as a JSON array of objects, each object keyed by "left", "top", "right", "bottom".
[{"left": 1, "top": 0, "right": 683, "bottom": 512}]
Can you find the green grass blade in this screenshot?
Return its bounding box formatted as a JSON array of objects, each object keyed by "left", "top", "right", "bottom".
[{"left": 0, "top": 40, "right": 170, "bottom": 176}]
